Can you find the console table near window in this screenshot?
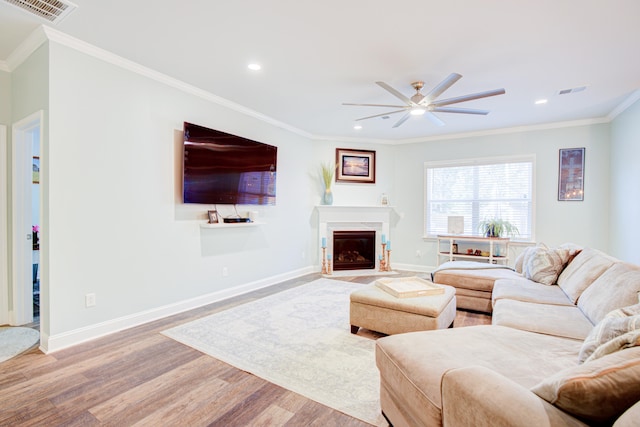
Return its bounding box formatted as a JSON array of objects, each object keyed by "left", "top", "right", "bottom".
[{"left": 437, "top": 235, "right": 510, "bottom": 266}]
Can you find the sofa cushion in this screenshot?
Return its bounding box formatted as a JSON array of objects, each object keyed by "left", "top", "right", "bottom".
[
  {"left": 557, "top": 247, "right": 618, "bottom": 303},
  {"left": 492, "top": 278, "right": 574, "bottom": 307},
  {"left": 523, "top": 245, "right": 568, "bottom": 285},
  {"left": 579, "top": 304, "right": 640, "bottom": 363},
  {"left": 577, "top": 262, "right": 640, "bottom": 324},
  {"left": 531, "top": 347, "right": 640, "bottom": 425},
  {"left": 492, "top": 299, "right": 594, "bottom": 340},
  {"left": 614, "top": 400, "right": 640, "bottom": 427},
  {"left": 376, "top": 325, "right": 581, "bottom": 427},
  {"left": 432, "top": 266, "right": 522, "bottom": 292}
]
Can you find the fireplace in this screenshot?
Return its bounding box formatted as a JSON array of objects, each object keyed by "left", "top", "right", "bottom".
[{"left": 333, "top": 230, "right": 376, "bottom": 271}]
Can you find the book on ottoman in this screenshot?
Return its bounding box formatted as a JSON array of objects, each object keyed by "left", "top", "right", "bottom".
[{"left": 376, "top": 277, "right": 445, "bottom": 298}]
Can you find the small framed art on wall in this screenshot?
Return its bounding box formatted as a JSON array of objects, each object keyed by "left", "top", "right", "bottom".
[{"left": 335, "top": 148, "right": 376, "bottom": 183}]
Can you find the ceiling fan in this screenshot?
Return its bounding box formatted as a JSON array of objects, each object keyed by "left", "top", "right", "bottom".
[{"left": 343, "top": 73, "right": 505, "bottom": 128}]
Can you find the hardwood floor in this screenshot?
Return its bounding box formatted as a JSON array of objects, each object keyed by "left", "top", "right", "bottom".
[{"left": 1, "top": 271, "right": 491, "bottom": 426}]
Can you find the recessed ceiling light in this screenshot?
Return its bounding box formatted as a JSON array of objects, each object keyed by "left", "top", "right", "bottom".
[
  {"left": 353, "top": 125, "right": 362, "bottom": 130},
  {"left": 247, "top": 63, "right": 262, "bottom": 71},
  {"left": 535, "top": 99, "right": 548, "bottom": 105}
]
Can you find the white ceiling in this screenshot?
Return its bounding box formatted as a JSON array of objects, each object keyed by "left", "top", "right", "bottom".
[{"left": 1, "top": 0, "right": 640, "bottom": 142}]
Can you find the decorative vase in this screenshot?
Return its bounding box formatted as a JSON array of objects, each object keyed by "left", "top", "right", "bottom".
[{"left": 323, "top": 188, "right": 334, "bottom": 205}]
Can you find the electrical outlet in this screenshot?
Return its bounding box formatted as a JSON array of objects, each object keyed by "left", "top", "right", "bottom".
[
  {"left": 301, "top": 251, "right": 305, "bottom": 259},
  {"left": 416, "top": 250, "right": 422, "bottom": 257},
  {"left": 85, "top": 293, "right": 96, "bottom": 307},
  {"left": 222, "top": 267, "right": 229, "bottom": 277}
]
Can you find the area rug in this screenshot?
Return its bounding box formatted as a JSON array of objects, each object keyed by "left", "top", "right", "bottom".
[
  {"left": 0, "top": 326, "right": 39, "bottom": 364},
  {"left": 162, "top": 279, "right": 386, "bottom": 426}
]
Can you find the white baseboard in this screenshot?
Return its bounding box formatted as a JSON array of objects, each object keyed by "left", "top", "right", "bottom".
[{"left": 44, "top": 266, "right": 315, "bottom": 353}]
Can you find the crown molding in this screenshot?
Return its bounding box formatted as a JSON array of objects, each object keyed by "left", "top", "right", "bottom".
[
  {"left": 6, "top": 25, "right": 313, "bottom": 140},
  {"left": 6, "top": 25, "right": 48, "bottom": 71},
  {"left": 5, "top": 25, "right": 635, "bottom": 145},
  {"left": 41, "top": 26, "right": 313, "bottom": 139},
  {"left": 313, "top": 117, "right": 611, "bottom": 145},
  {"left": 607, "top": 89, "right": 640, "bottom": 120}
]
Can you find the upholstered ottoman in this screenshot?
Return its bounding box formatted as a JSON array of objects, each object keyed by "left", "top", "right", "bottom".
[{"left": 350, "top": 282, "right": 456, "bottom": 335}]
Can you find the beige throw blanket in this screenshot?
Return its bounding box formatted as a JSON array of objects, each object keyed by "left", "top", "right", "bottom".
[{"left": 431, "top": 260, "right": 514, "bottom": 281}]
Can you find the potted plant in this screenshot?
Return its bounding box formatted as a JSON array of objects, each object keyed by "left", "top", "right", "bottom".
[
  {"left": 478, "top": 218, "right": 519, "bottom": 238},
  {"left": 321, "top": 162, "right": 336, "bottom": 205}
]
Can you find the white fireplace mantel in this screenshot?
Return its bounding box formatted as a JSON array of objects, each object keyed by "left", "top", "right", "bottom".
[
  {"left": 316, "top": 205, "right": 395, "bottom": 269},
  {"left": 315, "top": 205, "right": 394, "bottom": 224}
]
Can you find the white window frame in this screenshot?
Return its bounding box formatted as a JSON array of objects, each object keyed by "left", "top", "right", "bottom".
[{"left": 423, "top": 154, "right": 536, "bottom": 240}]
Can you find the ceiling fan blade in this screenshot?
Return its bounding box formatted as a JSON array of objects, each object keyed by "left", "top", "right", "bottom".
[
  {"left": 425, "top": 112, "right": 445, "bottom": 126},
  {"left": 355, "top": 109, "right": 408, "bottom": 121},
  {"left": 342, "top": 103, "right": 408, "bottom": 108},
  {"left": 431, "top": 88, "right": 506, "bottom": 107},
  {"left": 423, "top": 73, "right": 462, "bottom": 103},
  {"left": 432, "top": 106, "right": 490, "bottom": 115},
  {"left": 376, "top": 81, "right": 413, "bottom": 105},
  {"left": 392, "top": 112, "right": 411, "bottom": 128}
]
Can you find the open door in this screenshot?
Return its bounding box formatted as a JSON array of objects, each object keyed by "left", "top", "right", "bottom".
[
  {"left": 11, "top": 111, "right": 43, "bottom": 325},
  {"left": 0, "top": 124, "right": 8, "bottom": 325}
]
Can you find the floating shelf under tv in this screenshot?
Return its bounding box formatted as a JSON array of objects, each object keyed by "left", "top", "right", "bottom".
[{"left": 200, "top": 221, "right": 265, "bottom": 229}]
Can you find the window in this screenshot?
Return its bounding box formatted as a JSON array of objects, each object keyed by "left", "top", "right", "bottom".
[{"left": 424, "top": 156, "right": 534, "bottom": 240}]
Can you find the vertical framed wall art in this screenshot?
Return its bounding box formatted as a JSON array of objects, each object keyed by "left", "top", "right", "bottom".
[
  {"left": 335, "top": 148, "right": 376, "bottom": 183},
  {"left": 558, "top": 147, "right": 585, "bottom": 201}
]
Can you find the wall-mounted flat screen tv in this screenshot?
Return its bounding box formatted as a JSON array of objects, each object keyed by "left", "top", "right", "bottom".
[{"left": 183, "top": 122, "right": 277, "bottom": 205}]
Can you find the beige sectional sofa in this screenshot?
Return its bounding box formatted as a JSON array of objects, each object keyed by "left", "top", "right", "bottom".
[{"left": 375, "top": 246, "right": 640, "bottom": 426}]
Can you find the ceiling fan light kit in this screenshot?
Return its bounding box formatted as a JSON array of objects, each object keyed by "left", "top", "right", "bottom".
[{"left": 343, "top": 73, "right": 506, "bottom": 128}]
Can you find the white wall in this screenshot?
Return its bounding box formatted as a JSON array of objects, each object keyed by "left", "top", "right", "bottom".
[
  {"left": 390, "top": 123, "right": 611, "bottom": 270},
  {"left": 5, "top": 29, "right": 636, "bottom": 349},
  {"left": 610, "top": 98, "right": 640, "bottom": 264},
  {"left": 44, "top": 41, "right": 315, "bottom": 347},
  {"left": 310, "top": 140, "right": 395, "bottom": 207}
]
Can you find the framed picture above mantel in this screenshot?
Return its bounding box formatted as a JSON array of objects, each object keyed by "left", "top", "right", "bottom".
[
  {"left": 558, "top": 147, "right": 585, "bottom": 201},
  {"left": 335, "top": 148, "right": 376, "bottom": 183}
]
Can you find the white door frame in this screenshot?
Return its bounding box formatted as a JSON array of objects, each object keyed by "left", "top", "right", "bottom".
[
  {"left": 0, "top": 124, "right": 8, "bottom": 325},
  {"left": 11, "top": 111, "right": 43, "bottom": 325}
]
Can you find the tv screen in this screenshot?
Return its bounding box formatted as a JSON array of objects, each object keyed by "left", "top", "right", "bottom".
[{"left": 183, "top": 122, "right": 277, "bottom": 205}]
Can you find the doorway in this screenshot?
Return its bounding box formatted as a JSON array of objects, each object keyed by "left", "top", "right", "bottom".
[{"left": 11, "top": 111, "right": 43, "bottom": 327}]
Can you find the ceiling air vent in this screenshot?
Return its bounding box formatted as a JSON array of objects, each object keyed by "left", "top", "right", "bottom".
[
  {"left": 2, "top": 0, "right": 77, "bottom": 24},
  {"left": 558, "top": 86, "right": 587, "bottom": 95}
]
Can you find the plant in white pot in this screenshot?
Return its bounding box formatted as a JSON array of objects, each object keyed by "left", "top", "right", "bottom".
[{"left": 478, "top": 218, "right": 519, "bottom": 238}]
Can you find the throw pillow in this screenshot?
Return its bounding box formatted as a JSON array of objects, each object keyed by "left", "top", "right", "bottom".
[
  {"left": 515, "top": 244, "right": 546, "bottom": 274},
  {"left": 514, "top": 246, "right": 534, "bottom": 274},
  {"left": 524, "top": 246, "right": 565, "bottom": 285},
  {"left": 579, "top": 307, "right": 640, "bottom": 363},
  {"left": 531, "top": 347, "right": 640, "bottom": 424}
]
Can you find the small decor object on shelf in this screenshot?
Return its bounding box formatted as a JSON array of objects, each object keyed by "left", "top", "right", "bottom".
[
  {"left": 379, "top": 239, "right": 392, "bottom": 272},
  {"left": 447, "top": 216, "right": 464, "bottom": 234},
  {"left": 207, "top": 210, "right": 219, "bottom": 224},
  {"left": 380, "top": 193, "right": 389, "bottom": 206},
  {"left": 478, "top": 218, "right": 519, "bottom": 238},
  {"left": 335, "top": 148, "right": 376, "bottom": 183},
  {"left": 320, "top": 162, "right": 336, "bottom": 205}
]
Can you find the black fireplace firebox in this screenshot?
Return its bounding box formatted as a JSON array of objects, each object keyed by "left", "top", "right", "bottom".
[{"left": 332, "top": 230, "right": 376, "bottom": 270}]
